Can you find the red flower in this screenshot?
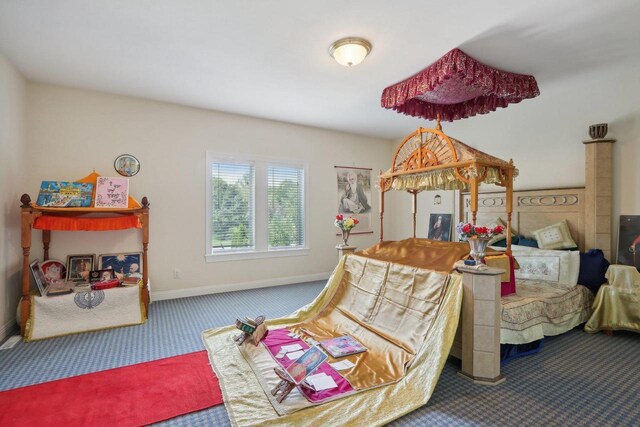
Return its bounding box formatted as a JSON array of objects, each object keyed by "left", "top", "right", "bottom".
[
  {"left": 492, "top": 225, "right": 505, "bottom": 234},
  {"left": 462, "top": 224, "right": 472, "bottom": 233},
  {"left": 336, "top": 214, "right": 343, "bottom": 220},
  {"left": 354, "top": 219, "right": 359, "bottom": 224},
  {"left": 475, "top": 226, "right": 489, "bottom": 235}
]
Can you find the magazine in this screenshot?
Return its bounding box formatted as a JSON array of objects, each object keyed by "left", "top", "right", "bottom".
[
  {"left": 284, "top": 346, "right": 328, "bottom": 385},
  {"left": 320, "top": 335, "right": 367, "bottom": 358},
  {"left": 36, "top": 181, "right": 94, "bottom": 208}
]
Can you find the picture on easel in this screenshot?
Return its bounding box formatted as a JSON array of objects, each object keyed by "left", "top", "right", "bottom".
[{"left": 617, "top": 215, "right": 640, "bottom": 270}]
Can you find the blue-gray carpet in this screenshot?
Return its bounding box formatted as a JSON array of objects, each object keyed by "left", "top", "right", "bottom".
[{"left": 1, "top": 281, "right": 638, "bottom": 426}]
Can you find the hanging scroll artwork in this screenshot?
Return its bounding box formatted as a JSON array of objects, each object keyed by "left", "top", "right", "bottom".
[{"left": 335, "top": 166, "right": 373, "bottom": 234}]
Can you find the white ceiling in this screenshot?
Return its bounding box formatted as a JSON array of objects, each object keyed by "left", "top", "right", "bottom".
[{"left": 1, "top": 0, "right": 639, "bottom": 140}]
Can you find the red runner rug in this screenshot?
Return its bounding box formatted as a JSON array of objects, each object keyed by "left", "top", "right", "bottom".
[{"left": 0, "top": 350, "right": 222, "bottom": 426}]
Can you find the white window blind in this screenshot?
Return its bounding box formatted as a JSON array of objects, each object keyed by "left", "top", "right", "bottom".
[
  {"left": 210, "top": 162, "right": 254, "bottom": 251},
  {"left": 268, "top": 165, "right": 305, "bottom": 249}
]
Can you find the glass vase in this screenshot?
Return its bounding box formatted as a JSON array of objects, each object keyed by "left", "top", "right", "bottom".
[
  {"left": 341, "top": 229, "right": 351, "bottom": 247},
  {"left": 468, "top": 237, "right": 490, "bottom": 265}
]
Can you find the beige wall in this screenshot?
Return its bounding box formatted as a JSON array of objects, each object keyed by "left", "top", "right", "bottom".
[
  {"left": 25, "top": 83, "right": 390, "bottom": 299},
  {"left": 0, "top": 54, "right": 26, "bottom": 337},
  {"left": 386, "top": 62, "right": 640, "bottom": 260}
]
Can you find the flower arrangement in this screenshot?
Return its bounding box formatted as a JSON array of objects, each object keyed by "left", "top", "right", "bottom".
[
  {"left": 456, "top": 222, "right": 504, "bottom": 241},
  {"left": 335, "top": 214, "right": 359, "bottom": 231}
]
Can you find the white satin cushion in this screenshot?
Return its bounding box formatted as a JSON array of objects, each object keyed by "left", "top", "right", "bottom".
[{"left": 511, "top": 245, "right": 580, "bottom": 288}]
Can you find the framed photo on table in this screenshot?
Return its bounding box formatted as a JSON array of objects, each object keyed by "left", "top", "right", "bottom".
[
  {"left": 99, "top": 252, "right": 143, "bottom": 281},
  {"left": 66, "top": 254, "right": 95, "bottom": 282},
  {"left": 29, "top": 260, "right": 49, "bottom": 296}
]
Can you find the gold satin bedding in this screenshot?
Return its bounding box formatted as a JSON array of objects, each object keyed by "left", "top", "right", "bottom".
[
  {"left": 357, "top": 238, "right": 471, "bottom": 272},
  {"left": 202, "top": 255, "right": 463, "bottom": 426},
  {"left": 291, "top": 255, "right": 453, "bottom": 389}
]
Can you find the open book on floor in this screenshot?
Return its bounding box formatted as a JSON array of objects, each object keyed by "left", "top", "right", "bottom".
[
  {"left": 284, "top": 346, "right": 328, "bottom": 385},
  {"left": 320, "top": 335, "right": 367, "bottom": 358}
]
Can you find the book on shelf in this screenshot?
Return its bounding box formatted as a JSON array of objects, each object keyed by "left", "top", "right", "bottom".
[
  {"left": 36, "top": 181, "right": 94, "bottom": 208},
  {"left": 319, "top": 335, "right": 367, "bottom": 358}
]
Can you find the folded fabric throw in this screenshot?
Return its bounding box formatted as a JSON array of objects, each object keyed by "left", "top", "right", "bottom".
[{"left": 202, "top": 255, "right": 464, "bottom": 427}]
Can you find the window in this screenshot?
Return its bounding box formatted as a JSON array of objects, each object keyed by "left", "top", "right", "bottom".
[
  {"left": 206, "top": 154, "right": 308, "bottom": 261},
  {"left": 210, "top": 162, "right": 255, "bottom": 251},
  {"left": 268, "top": 165, "right": 305, "bottom": 249}
]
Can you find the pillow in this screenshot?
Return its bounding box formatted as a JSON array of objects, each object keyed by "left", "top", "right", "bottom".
[
  {"left": 577, "top": 249, "right": 610, "bottom": 293},
  {"left": 532, "top": 220, "right": 577, "bottom": 250},
  {"left": 511, "top": 245, "right": 580, "bottom": 288},
  {"left": 490, "top": 235, "right": 519, "bottom": 248},
  {"left": 516, "top": 235, "right": 538, "bottom": 248}
]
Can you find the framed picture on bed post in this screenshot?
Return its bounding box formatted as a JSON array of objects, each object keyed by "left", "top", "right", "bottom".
[
  {"left": 616, "top": 215, "right": 640, "bottom": 270},
  {"left": 427, "top": 213, "right": 452, "bottom": 241},
  {"left": 335, "top": 166, "right": 373, "bottom": 234}
]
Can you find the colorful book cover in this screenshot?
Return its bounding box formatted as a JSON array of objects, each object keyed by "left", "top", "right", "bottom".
[
  {"left": 95, "top": 177, "right": 129, "bottom": 208},
  {"left": 320, "top": 335, "right": 367, "bottom": 358},
  {"left": 285, "top": 346, "right": 328, "bottom": 385},
  {"left": 36, "top": 181, "right": 94, "bottom": 207}
]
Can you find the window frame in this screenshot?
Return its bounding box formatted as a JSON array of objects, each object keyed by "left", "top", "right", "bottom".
[{"left": 205, "top": 152, "right": 309, "bottom": 262}]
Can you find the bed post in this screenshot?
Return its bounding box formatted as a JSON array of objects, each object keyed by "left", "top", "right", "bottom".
[
  {"left": 505, "top": 162, "right": 514, "bottom": 255},
  {"left": 379, "top": 186, "right": 385, "bottom": 242},
  {"left": 470, "top": 176, "right": 479, "bottom": 225},
  {"left": 411, "top": 190, "right": 418, "bottom": 238}
]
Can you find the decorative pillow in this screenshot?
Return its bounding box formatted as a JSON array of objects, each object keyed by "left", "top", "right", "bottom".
[
  {"left": 490, "top": 235, "right": 519, "bottom": 248},
  {"left": 511, "top": 245, "right": 580, "bottom": 288},
  {"left": 516, "top": 235, "right": 538, "bottom": 248},
  {"left": 532, "top": 220, "right": 577, "bottom": 250},
  {"left": 577, "top": 249, "right": 610, "bottom": 293}
]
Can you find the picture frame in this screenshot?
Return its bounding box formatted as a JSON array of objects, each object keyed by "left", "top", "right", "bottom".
[
  {"left": 94, "top": 176, "right": 130, "bottom": 209},
  {"left": 114, "top": 154, "right": 140, "bottom": 177},
  {"left": 66, "top": 254, "right": 95, "bottom": 282},
  {"left": 40, "top": 259, "right": 67, "bottom": 285},
  {"left": 98, "top": 252, "right": 143, "bottom": 281},
  {"left": 89, "top": 269, "right": 116, "bottom": 283},
  {"left": 428, "top": 213, "right": 453, "bottom": 242},
  {"left": 616, "top": 215, "right": 640, "bottom": 270},
  {"left": 29, "top": 259, "right": 49, "bottom": 296},
  {"left": 335, "top": 166, "right": 373, "bottom": 234}
]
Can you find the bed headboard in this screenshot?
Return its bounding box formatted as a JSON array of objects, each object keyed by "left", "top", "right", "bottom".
[{"left": 459, "top": 187, "right": 586, "bottom": 251}]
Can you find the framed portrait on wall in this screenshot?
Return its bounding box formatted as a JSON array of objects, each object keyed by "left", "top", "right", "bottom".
[
  {"left": 617, "top": 215, "right": 640, "bottom": 270},
  {"left": 335, "top": 166, "right": 373, "bottom": 234},
  {"left": 428, "top": 213, "right": 452, "bottom": 241}
]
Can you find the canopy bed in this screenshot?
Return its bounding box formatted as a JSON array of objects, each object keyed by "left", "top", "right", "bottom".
[{"left": 200, "top": 50, "right": 611, "bottom": 425}]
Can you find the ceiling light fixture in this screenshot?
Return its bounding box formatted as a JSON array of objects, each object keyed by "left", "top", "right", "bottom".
[{"left": 329, "top": 37, "right": 372, "bottom": 67}]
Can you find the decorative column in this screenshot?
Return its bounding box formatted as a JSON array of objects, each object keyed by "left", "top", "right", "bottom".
[
  {"left": 336, "top": 245, "right": 357, "bottom": 263},
  {"left": 456, "top": 265, "right": 505, "bottom": 385},
  {"left": 583, "top": 123, "right": 615, "bottom": 261}
]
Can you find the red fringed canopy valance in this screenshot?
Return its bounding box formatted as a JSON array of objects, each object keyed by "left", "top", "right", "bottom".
[
  {"left": 381, "top": 48, "right": 540, "bottom": 121},
  {"left": 34, "top": 215, "right": 141, "bottom": 231}
]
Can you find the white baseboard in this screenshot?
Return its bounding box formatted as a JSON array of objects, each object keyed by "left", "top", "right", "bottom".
[
  {"left": 151, "top": 271, "right": 332, "bottom": 302},
  {"left": 0, "top": 319, "right": 18, "bottom": 342}
]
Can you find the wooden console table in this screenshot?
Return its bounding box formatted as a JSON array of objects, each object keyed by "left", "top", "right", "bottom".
[{"left": 19, "top": 194, "right": 151, "bottom": 337}]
